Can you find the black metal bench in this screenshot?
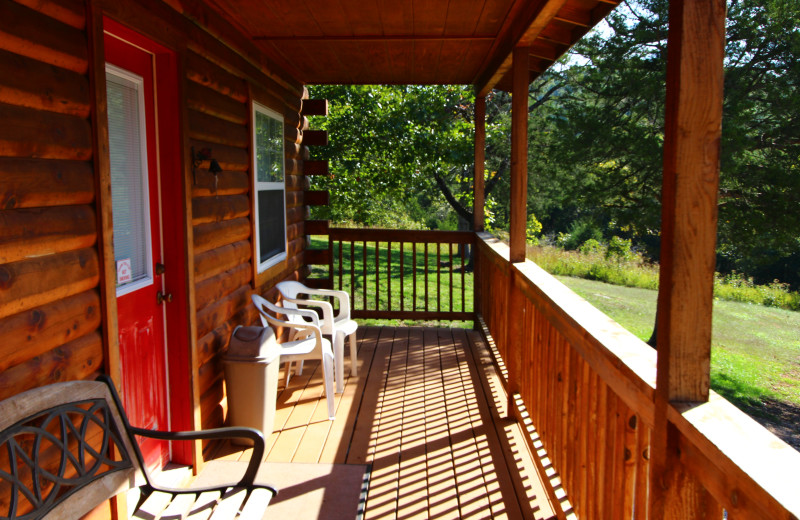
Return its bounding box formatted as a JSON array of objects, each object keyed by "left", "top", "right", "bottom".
[{"left": 0, "top": 376, "right": 276, "bottom": 519}]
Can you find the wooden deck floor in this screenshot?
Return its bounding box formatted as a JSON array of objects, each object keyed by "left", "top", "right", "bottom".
[{"left": 210, "top": 326, "right": 554, "bottom": 519}]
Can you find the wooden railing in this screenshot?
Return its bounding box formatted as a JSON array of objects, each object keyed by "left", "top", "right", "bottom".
[
  {"left": 473, "top": 232, "right": 800, "bottom": 520},
  {"left": 328, "top": 228, "right": 475, "bottom": 321}
]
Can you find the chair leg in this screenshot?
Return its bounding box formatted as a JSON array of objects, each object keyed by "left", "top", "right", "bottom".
[
  {"left": 349, "top": 333, "right": 358, "bottom": 377},
  {"left": 322, "top": 354, "right": 335, "bottom": 420},
  {"left": 284, "top": 361, "right": 292, "bottom": 387},
  {"left": 297, "top": 360, "right": 304, "bottom": 376},
  {"left": 334, "top": 332, "right": 345, "bottom": 394}
]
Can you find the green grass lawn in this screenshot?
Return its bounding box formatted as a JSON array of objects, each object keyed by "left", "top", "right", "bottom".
[{"left": 557, "top": 276, "right": 800, "bottom": 424}]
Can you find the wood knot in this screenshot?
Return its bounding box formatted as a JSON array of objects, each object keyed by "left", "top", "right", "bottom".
[
  {"left": 29, "top": 309, "right": 45, "bottom": 330},
  {"left": 0, "top": 266, "right": 11, "bottom": 289}
]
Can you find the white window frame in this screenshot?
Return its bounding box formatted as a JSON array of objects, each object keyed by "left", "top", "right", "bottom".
[
  {"left": 252, "top": 102, "right": 287, "bottom": 273},
  {"left": 106, "top": 63, "right": 154, "bottom": 297}
]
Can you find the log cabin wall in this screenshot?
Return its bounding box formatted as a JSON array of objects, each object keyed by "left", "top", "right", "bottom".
[
  {"left": 0, "top": 0, "right": 102, "bottom": 401},
  {"left": 0, "top": 0, "right": 307, "bottom": 456}
]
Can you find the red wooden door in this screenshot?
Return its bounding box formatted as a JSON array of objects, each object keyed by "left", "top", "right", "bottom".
[{"left": 105, "top": 33, "right": 170, "bottom": 471}]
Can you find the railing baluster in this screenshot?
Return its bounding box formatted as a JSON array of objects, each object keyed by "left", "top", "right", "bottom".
[
  {"left": 387, "top": 241, "right": 392, "bottom": 312},
  {"left": 449, "top": 242, "right": 454, "bottom": 312},
  {"left": 362, "top": 240, "right": 367, "bottom": 311},
  {"left": 338, "top": 240, "right": 343, "bottom": 293},
  {"left": 400, "top": 242, "right": 405, "bottom": 312},
  {"left": 350, "top": 241, "right": 355, "bottom": 309},
  {"left": 460, "top": 242, "right": 466, "bottom": 313},
  {"left": 436, "top": 242, "right": 441, "bottom": 314},
  {"left": 413, "top": 242, "right": 417, "bottom": 312},
  {"left": 424, "top": 243, "right": 429, "bottom": 313},
  {"left": 375, "top": 241, "right": 380, "bottom": 311}
]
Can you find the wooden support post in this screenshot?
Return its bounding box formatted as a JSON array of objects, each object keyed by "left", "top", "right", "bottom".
[
  {"left": 505, "top": 46, "right": 530, "bottom": 419},
  {"left": 509, "top": 46, "right": 528, "bottom": 263},
  {"left": 473, "top": 95, "right": 486, "bottom": 233},
  {"left": 650, "top": 0, "right": 726, "bottom": 518}
]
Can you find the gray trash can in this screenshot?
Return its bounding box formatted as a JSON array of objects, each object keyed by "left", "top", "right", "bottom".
[{"left": 223, "top": 325, "right": 281, "bottom": 445}]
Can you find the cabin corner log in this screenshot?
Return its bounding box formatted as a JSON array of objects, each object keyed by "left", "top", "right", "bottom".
[
  {"left": 300, "top": 98, "right": 328, "bottom": 116},
  {"left": 302, "top": 129, "right": 328, "bottom": 146},
  {"left": 0, "top": 158, "right": 94, "bottom": 209}
]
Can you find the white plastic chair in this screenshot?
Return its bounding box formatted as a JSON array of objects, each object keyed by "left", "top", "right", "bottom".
[
  {"left": 251, "top": 294, "right": 335, "bottom": 420},
  {"left": 276, "top": 281, "right": 358, "bottom": 394}
]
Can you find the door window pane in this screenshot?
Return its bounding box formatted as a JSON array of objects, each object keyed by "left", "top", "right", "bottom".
[{"left": 107, "top": 66, "right": 152, "bottom": 293}]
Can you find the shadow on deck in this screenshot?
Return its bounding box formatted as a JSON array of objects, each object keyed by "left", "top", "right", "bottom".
[{"left": 209, "top": 326, "right": 556, "bottom": 519}]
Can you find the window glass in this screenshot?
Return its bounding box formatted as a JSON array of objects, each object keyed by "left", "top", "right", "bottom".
[
  {"left": 253, "top": 103, "right": 287, "bottom": 272},
  {"left": 107, "top": 66, "right": 153, "bottom": 294}
]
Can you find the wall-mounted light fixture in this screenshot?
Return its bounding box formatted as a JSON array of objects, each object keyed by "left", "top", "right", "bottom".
[{"left": 192, "top": 146, "right": 223, "bottom": 190}]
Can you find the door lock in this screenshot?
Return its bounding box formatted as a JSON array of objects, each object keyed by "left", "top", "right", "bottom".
[{"left": 157, "top": 291, "right": 173, "bottom": 305}]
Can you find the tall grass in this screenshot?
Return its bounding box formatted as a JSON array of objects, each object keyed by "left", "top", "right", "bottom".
[{"left": 528, "top": 244, "right": 800, "bottom": 311}]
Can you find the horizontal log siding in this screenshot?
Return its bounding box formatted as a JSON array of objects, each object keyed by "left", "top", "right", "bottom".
[
  {"left": 1, "top": 0, "right": 306, "bottom": 458},
  {"left": 186, "top": 46, "right": 305, "bottom": 448},
  {"left": 0, "top": 0, "right": 102, "bottom": 402}
]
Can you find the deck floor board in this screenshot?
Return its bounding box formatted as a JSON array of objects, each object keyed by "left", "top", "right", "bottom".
[{"left": 209, "top": 326, "right": 554, "bottom": 519}]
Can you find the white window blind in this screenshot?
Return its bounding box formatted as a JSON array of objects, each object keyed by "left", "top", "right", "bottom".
[{"left": 106, "top": 66, "right": 153, "bottom": 294}]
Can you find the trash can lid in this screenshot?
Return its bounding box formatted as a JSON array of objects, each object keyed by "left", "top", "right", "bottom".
[{"left": 225, "top": 326, "right": 281, "bottom": 363}]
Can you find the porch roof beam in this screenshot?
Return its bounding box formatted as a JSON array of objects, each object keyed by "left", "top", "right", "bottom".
[{"left": 474, "top": 0, "right": 569, "bottom": 97}]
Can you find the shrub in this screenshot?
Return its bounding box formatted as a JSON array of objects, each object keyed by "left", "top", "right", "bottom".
[
  {"left": 526, "top": 214, "right": 543, "bottom": 245},
  {"left": 606, "top": 236, "right": 635, "bottom": 261},
  {"left": 579, "top": 238, "right": 605, "bottom": 255}
]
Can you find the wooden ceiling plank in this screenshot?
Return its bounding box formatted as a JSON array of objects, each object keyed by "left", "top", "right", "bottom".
[
  {"left": 472, "top": 0, "right": 516, "bottom": 35},
  {"left": 413, "top": 39, "right": 445, "bottom": 84},
  {"left": 439, "top": 39, "right": 475, "bottom": 84},
  {"left": 301, "top": 0, "right": 353, "bottom": 36},
  {"left": 385, "top": 40, "right": 415, "bottom": 84},
  {"left": 377, "top": 0, "right": 414, "bottom": 35},
  {"left": 413, "top": 0, "right": 449, "bottom": 36},
  {"left": 475, "top": 0, "right": 570, "bottom": 96},
  {"left": 341, "top": 0, "right": 384, "bottom": 35},
  {"left": 443, "top": 0, "right": 487, "bottom": 36},
  {"left": 528, "top": 40, "right": 561, "bottom": 61},
  {"left": 555, "top": 3, "right": 592, "bottom": 27}
]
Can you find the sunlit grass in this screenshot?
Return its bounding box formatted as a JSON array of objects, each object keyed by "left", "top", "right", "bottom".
[{"left": 558, "top": 276, "right": 800, "bottom": 413}]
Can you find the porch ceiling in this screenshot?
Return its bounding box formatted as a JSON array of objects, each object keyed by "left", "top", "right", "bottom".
[{"left": 204, "top": 0, "right": 619, "bottom": 92}]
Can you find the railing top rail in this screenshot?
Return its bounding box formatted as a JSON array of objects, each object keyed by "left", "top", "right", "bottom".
[{"left": 330, "top": 228, "right": 475, "bottom": 244}]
